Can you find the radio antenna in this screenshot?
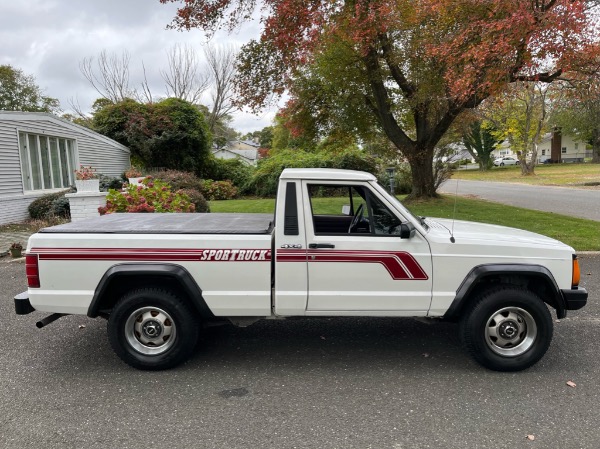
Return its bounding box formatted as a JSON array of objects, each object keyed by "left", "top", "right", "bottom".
[{"left": 450, "top": 176, "right": 458, "bottom": 243}]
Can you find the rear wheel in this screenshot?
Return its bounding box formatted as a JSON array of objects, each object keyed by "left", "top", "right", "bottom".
[
  {"left": 460, "top": 286, "right": 553, "bottom": 371},
  {"left": 108, "top": 288, "right": 199, "bottom": 370}
]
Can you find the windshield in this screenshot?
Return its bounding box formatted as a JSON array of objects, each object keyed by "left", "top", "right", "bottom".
[{"left": 370, "top": 181, "right": 429, "bottom": 231}]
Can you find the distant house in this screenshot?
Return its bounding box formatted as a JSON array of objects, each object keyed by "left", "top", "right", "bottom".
[
  {"left": 212, "top": 139, "right": 260, "bottom": 166},
  {"left": 491, "top": 130, "right": 590, "bottom": 163},
  {"left": 0, "top": 111, "right": 130, "bottom": 225},
  {"left": 537, "top": 130, "right": 590, "bottom": 163}
]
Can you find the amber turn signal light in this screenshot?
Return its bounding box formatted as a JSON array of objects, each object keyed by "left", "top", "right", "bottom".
[{"left": 572, "top": 256, "right": 581, "bottom": 288}]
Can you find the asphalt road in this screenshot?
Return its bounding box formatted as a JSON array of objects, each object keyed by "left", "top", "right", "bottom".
[
  {"left": 439, "top": 180, "right": 600, "bottom": 221},
  {"left": 1, "top": 256, "right": 598, "bottom": 449}
]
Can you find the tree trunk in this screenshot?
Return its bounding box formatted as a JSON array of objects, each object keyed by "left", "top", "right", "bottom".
[
  {"left": 406, "top": 149, "right": 438, "bottom": 199},
  {"left": 592, "top": 129, "right": 600, "bottom": 163}
]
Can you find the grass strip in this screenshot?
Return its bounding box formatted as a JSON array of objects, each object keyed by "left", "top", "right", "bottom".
[{"left": 211, "top": 195, "right": 600, "bottom": 251}]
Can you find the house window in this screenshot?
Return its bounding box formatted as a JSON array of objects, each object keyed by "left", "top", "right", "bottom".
[
  {"left": 541, "top": 150, "right": 546, "bottom": 156},
  {"left": 18, "top": 132, "right": 77, "bottom": 191},
  {"left": 562, "top": 147, "right": 567, "bottom": 154},
  {"left": 575, "top": 143, "right": 579, "bottom": 150}
]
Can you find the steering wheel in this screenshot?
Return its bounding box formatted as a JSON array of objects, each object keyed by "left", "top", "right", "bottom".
[{"left": 348, "top": 204, "right": 364, "bottom": 233}]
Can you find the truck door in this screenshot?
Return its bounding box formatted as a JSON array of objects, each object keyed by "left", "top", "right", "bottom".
[{"left": 302, "top": 181, "right": 432, "bottom": 315}]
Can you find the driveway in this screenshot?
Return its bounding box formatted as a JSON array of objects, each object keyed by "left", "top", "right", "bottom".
[
  {"left": 440, "top": 179, "right": 600, "bottom": 221},
  {"left": 1, "top": 255, "right": 598, "bottom": 448}
]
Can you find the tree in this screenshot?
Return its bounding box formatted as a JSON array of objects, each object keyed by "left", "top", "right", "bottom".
[
  {"left": 161, "top": 0, "right": 600, "bottom": 198},
  {"left": 204, "top": 45, "right": 238, "bottom": 140},
  {"left": 92, "top": 98, "right": 212, "bottom": 175},
  {"left": 0, "top": 65, "right": 60, "bottom": 113},
  {"left": 80, "top": 50, "right": 133, "bottom": 103},
  {"left": 484, "top": 82, "right": 561, "bottom": 174},
  {"left": 462, "top": 120, "right": 503, "bottom": 171},
  {"left": 161, "top": 44, "right": 210, "bottom": 104}
]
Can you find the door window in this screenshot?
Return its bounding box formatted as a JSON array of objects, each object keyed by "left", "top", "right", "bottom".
[{"left": 307, "top": 184, "right": 402, "bottom": 236}]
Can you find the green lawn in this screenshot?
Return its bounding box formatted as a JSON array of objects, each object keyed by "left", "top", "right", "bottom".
[
  {"left": 452, "top": 162, "right": 600, "bottom": 186},
  {"left": 211, "top": 195, "right": 600, "bottom": 251}
]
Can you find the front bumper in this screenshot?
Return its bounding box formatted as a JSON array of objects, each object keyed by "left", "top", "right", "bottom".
[
  {"left": 14, "top": 291, "right": 35, "bottom": 315},
  {"left": 562, "top": 288, "right": 588, "bottom": 311}
]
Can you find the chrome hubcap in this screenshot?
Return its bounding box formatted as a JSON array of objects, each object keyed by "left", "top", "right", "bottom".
[
  {"left": 485, "top": 307, "right": 537, "bottom": 357},
  {"left": 125, "top": 307, "right": 176, "bottom": 355}
]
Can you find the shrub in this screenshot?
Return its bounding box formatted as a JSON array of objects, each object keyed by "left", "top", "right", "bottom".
[
  {"left": 99, "top": 174, "right": 124, "bottom": 192},
  {"left": 247, "top": 147, "right": 379, "bottom": 197},
  {"left": 153, "top": 169, "right": 204, "bottom": 192},
  {"left": 207, "top": 157, "right": 255, "bottom": 191},
  {"left": 99, "top": 177, "right": 195, "bottom": 214},
  {"left": 50, "top": 196, "right": 71, "bottom": 219},
  {"left": 377, "top": 164, "right": 412, "bottom": 195},
  {"left": 28, "top": 189, "right": 73, "bottom": 219},
  {"left": 178, "top": 188, "right": 210, "bottom": 213},
  {"left": 201, "top": 180, "right": 238, "bottom": 200}
]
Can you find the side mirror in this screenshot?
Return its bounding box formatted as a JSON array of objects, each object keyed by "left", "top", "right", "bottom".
[{"left": 400, "top": 222, "right": 416, "bottom": 239}]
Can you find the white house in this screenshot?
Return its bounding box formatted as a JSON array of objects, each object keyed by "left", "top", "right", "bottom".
[
  {"left": 491, "top": 131, "right": 590, "bottom": 163},
  {"left": 0, "top": 111, "right": 130, "bottom": 225},
  {"left": 536, "top": 131, "right": 589, "bottom": 163},
  {"left": 212, "top": 140, "right": 260, "bottom": 166}
]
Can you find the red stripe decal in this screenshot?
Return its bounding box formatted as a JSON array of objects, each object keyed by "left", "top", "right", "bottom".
[
  {"left": 277, "top": 249, "right": 428, "bottom": 281},
  {"left": 32, "top": 248, "right": 271, "bottom": 262}
]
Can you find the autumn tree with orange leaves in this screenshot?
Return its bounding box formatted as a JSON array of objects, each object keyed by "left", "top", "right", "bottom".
[{"left": 161, "top": 0, "right": 600, "bottom": 198}]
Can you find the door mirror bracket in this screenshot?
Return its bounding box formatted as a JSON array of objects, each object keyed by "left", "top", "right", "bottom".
[{"left": 400, "top": 222, "right": 416, "bottom": 239}]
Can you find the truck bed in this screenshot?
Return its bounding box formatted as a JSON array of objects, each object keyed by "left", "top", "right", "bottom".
[{"left": 40, "top": 213, "right": 274, "bottom": 235}]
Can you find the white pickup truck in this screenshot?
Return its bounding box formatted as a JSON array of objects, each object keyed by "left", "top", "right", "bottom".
[{"left": 14, "top": 168, "right": 587, "bottom": 371}]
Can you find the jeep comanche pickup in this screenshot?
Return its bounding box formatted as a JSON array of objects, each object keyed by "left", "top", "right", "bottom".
[{"left": 14, "top": 168, "right": 587, "bottom": 371}]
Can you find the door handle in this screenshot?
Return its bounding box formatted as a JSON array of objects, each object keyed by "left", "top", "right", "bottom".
[{"left": 309, "top": 243, "right": 335, "bottom": 249}]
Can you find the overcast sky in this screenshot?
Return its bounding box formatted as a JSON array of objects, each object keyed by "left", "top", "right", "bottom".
[{"left": 0, "top": 0, "right": 276, "bottom": 134}]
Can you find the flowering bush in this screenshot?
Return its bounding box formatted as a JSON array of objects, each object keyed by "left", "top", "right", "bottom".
[
  {"left": 125, "top": 166, "right": 142, "bottom": 178},
  {"left": 74, "top": 166, "right": 98, "bottom": 180},
  {"left": 201, "top": 180, "right": 238, "bottom": 201},
  {"left": 99, "top": 176, "right": 195, "bottom": 215}
]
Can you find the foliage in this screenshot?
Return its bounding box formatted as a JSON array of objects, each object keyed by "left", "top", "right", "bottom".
[
  {"left": 151, "top": 169, "right": 209, "bottom": 211},
  {"left": 178, "top": 188, "right": 210, "bottom": 213},
  {"left": 377, "top": 164, "right": 413, "bottom": 195},
  {"left": 0, "top": 65, "right": 60, "bottom": 113},
  {"left": 125, "top": 166, "right": 142, "bottom": 178},
  {"left": 28, "top": 190, "right": 73, "bottom": 220},
  {"left": 99, "top": 174, "right": 125, "bottom": 191},
  {"left": 247, "top": 147, "right": 379, "bottom": 197},
  {"left": 243, "top": 126, "right": 274, "bottom": 148},
  {"left": 74, "top": 166, "right": 98, "bottom": 180},
  {"left": 161, "top": 0, "right": 600, "bottom": 198},
  {"left": 482, "top": 82, "right": 561, "bottom": 174},
  {"left": 206, "top": 157, "right": 254, "bottom": 191},
  {"left": 153, "top": 169, "right": 204, "bottom": 191},
  {"left": 50, "top": 196, "right": 71, "bottom": 219},
  {"left": 92, "top": 98, "right": 212, "bottom": 175},
  {"left": 99, "top": 177, "right": 195, "bottom": 214},
  {"left": 462, "top": 121, "right": 503, "bottom": 171},
  {"left": 201, "top": 180, "right": 238, "bottom": 200}
]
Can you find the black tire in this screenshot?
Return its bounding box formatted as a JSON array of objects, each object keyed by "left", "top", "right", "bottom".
[
  {"left": 108, "top": 288, "right": 199, "bottom": 370},
  {"left": 459, "top": 285, "right": 553, "bottom": 372},
  {"left": 500, "top": 162, "right": 505, "bottom": 166}
]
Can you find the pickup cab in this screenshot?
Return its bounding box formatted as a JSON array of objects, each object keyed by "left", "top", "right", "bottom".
[{"left": 14, "top": 168, "right": 587, "bottom": 371}]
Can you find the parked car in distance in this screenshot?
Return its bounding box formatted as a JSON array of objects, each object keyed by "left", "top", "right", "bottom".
[{"left": 494, "top": 156, "right": 519, "bottom": 166}]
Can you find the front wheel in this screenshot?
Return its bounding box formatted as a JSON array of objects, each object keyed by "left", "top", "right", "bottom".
[
  {"left": 460, "top": 286, "right": 553, "bottom": 371},
  {"left": 108, "top": 288, "right": 199, "bottom": 370}
]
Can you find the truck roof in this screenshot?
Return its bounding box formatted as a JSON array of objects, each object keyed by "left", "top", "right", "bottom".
[{"left": 280, "top": 168, "right": 377, "bottom": 181}]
